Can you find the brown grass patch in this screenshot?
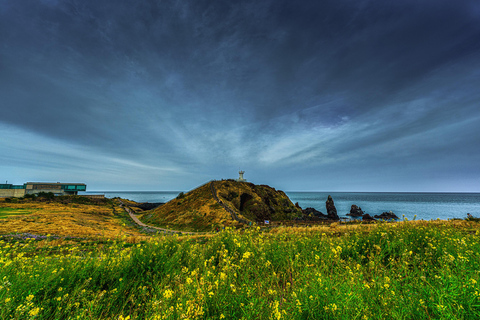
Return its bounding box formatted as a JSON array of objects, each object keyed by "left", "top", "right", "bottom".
[{"left": 0, "top": 199, "right": 145, "bottom": 239}]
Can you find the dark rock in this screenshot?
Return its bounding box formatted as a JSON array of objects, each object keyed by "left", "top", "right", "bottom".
[
  {"left": 374, "top": 211, "right": 399, "bottom": 220},
  {"left": 347, "top": 204, "right": 364, "bottom": 217},
  {"left": 239, "top": 193, "right": 254, "bottom": 211},
  {"left": 325, "top": 195, "right": 339, "bottom": 220},
  {"left": 362, "top": 214, "right": 375, "bottom": 221},
  {"left": 295, "top": 202, "right": 301, "bottom": 209},
  {"left": 302, "top": 207, "right": 327, "bottom": 218}
]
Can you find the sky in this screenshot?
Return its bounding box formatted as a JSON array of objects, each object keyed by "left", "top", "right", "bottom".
[{"left": 1, "top": 0, "right": 480, "bottom": 192}]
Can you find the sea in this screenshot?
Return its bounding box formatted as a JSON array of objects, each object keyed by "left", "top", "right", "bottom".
[{"left": 81, "top": 191, "right": 480, "bottom": 221}]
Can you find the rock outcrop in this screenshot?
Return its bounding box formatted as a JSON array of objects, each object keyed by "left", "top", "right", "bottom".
[
  {"left": 347, "top": 204, "right": 364, "bottom": 217},
  {"left": 362, "top": 214, "right": 375, "bottom": 221},
  {"left": 325, "top": 195, "right": 339, "bottom": 220},
  {"left": 302, "top": 207, "right": 327, "bottom": 219},
  {"left": 374, "top": 211, "right": 399, "bottom": 220}
]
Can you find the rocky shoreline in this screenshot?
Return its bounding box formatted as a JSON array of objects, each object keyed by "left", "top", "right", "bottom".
[{"left": 298, "top": 195, "right": 400, "bottom": 221}]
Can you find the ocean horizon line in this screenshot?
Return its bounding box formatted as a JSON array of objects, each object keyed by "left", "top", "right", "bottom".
[{"left": 83, "top": 190, "right": 480, "bottom": 194}]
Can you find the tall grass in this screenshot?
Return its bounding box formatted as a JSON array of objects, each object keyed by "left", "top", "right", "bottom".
[{"left": 1, "top": 220, "right": 479, "bottom": 319}]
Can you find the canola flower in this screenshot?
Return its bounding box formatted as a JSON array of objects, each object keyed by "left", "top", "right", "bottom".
[{"left": 0, "top": 220, "right": 479, "bottom": 319}]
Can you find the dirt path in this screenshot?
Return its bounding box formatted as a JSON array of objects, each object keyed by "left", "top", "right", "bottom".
[{"left": 119, "top": 201, "right": 208, "bottom": 235}]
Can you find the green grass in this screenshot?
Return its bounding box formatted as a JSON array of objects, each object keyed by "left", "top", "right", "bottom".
[
  {"left": 0, "top": 208, "right": 34, "bottom": 218},
  {"left": 1, "top": 220, "right": 479, "bottom": 319}
]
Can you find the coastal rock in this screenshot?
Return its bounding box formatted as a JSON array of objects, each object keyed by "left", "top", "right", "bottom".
[
  {"left": 302, "top": 207, "right": 327, "bottom": 219},
  {"left": 326, "top": 195, "right": 339, "bottom": 220},
  {"left": 362, "top": 214, "right": 375, "bottom": 221},
  {"left": 374, "top": 211, "right": 399, "bottom": 220},
  {"left": 347, "top": 204, "right": 364, "bottom": 217}
]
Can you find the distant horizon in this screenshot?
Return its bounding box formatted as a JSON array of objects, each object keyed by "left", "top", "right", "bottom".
[{"left": 83, "top": 190, "right": 480, "bottom": 194}]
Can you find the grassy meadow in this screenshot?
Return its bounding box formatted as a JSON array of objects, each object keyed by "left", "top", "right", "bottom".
[
  {"left": 0, "top": 197, "right": 146, "bottom": 239},
  {"left": 1, "top": 202, "right": 480, "bottom": 320}
]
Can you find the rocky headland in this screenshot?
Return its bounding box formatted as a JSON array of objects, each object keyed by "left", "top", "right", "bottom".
[{"left": 139, "top": 180, "right": 302, "bottom": 231}]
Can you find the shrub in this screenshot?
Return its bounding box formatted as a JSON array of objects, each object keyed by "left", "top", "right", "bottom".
[
  {"left": 176, "top": 192, "right": 185, "bottom": 199},
  {"left": 37, "top": 192, "right": 55, "bottom": 200}
]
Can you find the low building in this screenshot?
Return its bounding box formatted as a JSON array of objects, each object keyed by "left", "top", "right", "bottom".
[{"left": 0, "top": 182, "right": 86, "bottom": 198}]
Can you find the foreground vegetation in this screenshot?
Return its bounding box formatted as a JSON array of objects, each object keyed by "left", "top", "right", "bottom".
[{"left": 1, "top": 218, "right": 479, "bottom": 319}]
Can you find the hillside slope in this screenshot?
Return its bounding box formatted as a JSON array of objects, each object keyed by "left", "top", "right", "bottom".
[{"left": 140, "top": 180, "right": 301, "bottom": 231}]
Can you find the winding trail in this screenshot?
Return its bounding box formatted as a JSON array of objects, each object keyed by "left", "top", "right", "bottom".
[{"left": 119, "top": 201, "right": 208, "bottom": 235}]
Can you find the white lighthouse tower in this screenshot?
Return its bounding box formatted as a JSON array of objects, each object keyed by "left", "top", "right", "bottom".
[{"left": 237, "top": 170, "right": 246, "bottom": 182}]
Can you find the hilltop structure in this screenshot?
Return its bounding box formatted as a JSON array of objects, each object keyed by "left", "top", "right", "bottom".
[
  {"left": 0, "top": 182, "right": 86, "bottom": 198},
  {"left": 236, "top": 170, "right": 246, "bottom": 182}
]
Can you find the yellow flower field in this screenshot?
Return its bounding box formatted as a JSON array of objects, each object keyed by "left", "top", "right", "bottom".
[{"left": 1, "top": 196, "right": 480, "bottom": 319}]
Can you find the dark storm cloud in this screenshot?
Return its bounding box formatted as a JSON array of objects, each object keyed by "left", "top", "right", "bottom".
[{"left": 1, "top": 0, "right": 480, "bottom": 191}]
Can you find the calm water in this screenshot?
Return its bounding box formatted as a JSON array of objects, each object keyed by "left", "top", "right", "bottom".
[
  {"left": 286, "top": 192, "right": 480, "bottom": 221},
  {"left": 82, "top": 191, "right": 183, "bottom": 203},
  {"left": 82, "top": 191, "right": 480, "bottom": 221}
]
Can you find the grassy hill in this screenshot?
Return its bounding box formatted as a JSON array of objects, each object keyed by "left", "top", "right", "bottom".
[{"left": 140, "top": 180, "right": 302, "bottom": 231}]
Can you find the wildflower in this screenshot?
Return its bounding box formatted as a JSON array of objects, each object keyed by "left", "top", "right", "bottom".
[
  {"left": 29, "top": 307, "right": 40, "bottom": 316},
  {"left": 163, "top": 289, "right": 174, "bottom": 299},
  {"left": 26, "top": 294, "right": 34, "bottom": 302},
  {"left": 5, "top": 298, "right": 11, "bottom": 303},
  {"left": 243, "top": 251, "right": 252, "bottom": 259}
]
